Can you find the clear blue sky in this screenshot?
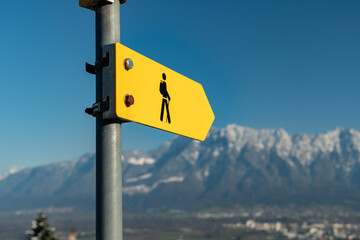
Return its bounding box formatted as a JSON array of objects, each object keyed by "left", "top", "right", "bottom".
[{"left": 1, "top": 0, "right": 360, "bottom": 174}]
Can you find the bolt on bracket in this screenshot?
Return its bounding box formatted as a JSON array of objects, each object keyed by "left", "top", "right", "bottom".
[
  {"left": 85, "top": 99, "right": 110, "bottom": 117},
  {"left": 85, "top": 52, "right": 109, "bottom": 75}
]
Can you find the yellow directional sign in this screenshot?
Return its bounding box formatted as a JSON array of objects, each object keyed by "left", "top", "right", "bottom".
[{"left": 114, "top": 43, "right": 215, "bottom": 141}]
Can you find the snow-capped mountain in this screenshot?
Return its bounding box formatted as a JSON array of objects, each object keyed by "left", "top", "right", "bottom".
[{"left": 1, "top": 125, "right": 360, "bottom": 211}]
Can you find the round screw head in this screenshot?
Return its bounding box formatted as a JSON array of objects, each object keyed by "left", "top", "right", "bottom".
[
  {"left": 124, "top": 94, "right": 134, "bottom": 107},
  {"left": 124, "top": 58, "right": 133, "bottom": 70}
]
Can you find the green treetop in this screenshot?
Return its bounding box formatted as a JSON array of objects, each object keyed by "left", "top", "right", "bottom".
[{"left": 26, "top": 212, "right": 58, "bottom": 240}]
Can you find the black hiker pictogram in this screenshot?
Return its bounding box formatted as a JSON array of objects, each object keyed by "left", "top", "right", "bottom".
[{"left": 159, "top": 73, "right": 171, "bottom": 124}]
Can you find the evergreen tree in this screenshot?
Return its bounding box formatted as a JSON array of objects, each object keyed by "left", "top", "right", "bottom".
[{"left": 26, "top": 212, "right": 58, "bottom": 240}]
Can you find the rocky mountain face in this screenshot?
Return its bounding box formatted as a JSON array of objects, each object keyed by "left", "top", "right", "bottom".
[{"left": 1, "top": 125, "right": 360, "bottom": 211}]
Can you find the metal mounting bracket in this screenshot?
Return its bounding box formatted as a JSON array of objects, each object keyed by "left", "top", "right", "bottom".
[
  {"left": 85, "top": 43, "right": 129, "bottom": 122},
  {"left": 101, "top": 44, "right": 117, "bottom": 119}
]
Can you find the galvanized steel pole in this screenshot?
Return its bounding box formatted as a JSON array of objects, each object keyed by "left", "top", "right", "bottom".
[{"left": 95, "top": 1, "right": 122, "bottom": 240}]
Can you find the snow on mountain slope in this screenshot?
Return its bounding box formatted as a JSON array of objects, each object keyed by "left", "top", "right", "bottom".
[{"left": 208, "top": 124, "right": 360, "bottom": 166}]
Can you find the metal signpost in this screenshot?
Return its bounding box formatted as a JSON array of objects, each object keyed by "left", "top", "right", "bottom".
[
  {"left": 80, "top": 1, "right": 214, "bottom": 240},
  {"left": 80, "top": 1, "right": 124, "bottom": 240}
]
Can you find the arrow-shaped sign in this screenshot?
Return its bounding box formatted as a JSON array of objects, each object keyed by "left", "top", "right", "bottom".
[{"left": 114, "top": 43, "right": 214, "bottom": 141}]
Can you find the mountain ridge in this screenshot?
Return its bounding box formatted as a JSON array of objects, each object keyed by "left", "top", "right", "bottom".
[{"left": 1, "top": 125, "right": 360, "bottom": 211}]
